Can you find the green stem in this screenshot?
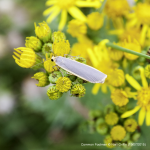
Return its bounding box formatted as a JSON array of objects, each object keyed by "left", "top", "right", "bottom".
[
  {"left": 99, "top": 0, "right": 107, "bottom": 13},
  {"left": 106, "top": 42, "right": 150, "bottom": 59}
]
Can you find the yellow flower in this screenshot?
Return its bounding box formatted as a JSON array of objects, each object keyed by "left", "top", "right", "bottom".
[
  {"left": 107, "top": 69, "right": 125, "bottom": 87},
  {"left": 124, "top": 87, "right": 137, "bottom": 100},
  {"left": 47, "top": 85, "right": 63, "bottom": 100},
  {"left": 122, "top": 38, "right": 141, "bottom": 60},
  {"left": 145, "top": 64, "right": 150, "bottom": 78},
  {"left": 25, "top": 36, "right": 42, "bottom": 51},
  {"left": 130, "top": 3, "right": 150, "bottom": 26},
  {"left": 105, "top": 112, "right": 119, "bottom": 125},
  {"left": 71, "top": 84, "right": 86, "bottom": 98},
  {"left": 43, "top": 0, "right": 102, "bottom": 30},
  {"left": 121, "top": 68, "right": 150, "bottom": 126},
  {"left": 104, "top": 0, "right": 130, "bottom": 18},
  {"left": 110, "top": 125, "right": 126, "bottom": 141},
  {"left": 67, "top": 19, "right": 87, "bottom": 37},
  {"left": 71, "top": 41, "right": 93, "bottom": 64},
  {"left": 87, "top": 12, "right": 103, "bottom": 30},
  {"left": 124, "top": 118, "right": 138, "bottom": 132},
  {"left": 56, "top": 77, "right": 72, "bottom": 92},
  {"left": 88, "top": 40, "right": 117, "bottom": 72},
  {"left": 44, "top": 53, "right": 58, "bottom": 73},
  {"left": 87, "top": 40, "right": 121, "bottom": 93},
  {"left": 13, "top": 47, "right": 36, "bottom": 68},
  {"left": 111, "top": 89, "right": 129, "bottom": 106},
  {"left": 53, "top": 39, "right": 70, "bottom": 56},
  {"left": 32, "top": 72, "right": 49, "bottom": 87},
  {"left": 34, "top": 21, "right": 51, "bottom": 43},
  {"left": 52, "top": 31, "right": 66, "bottom": 42},
  {"left": 92, "top": 81, "right": 114, "bottom": 95},
  {"left": 109, "top": 27, "right": 141, "bottom": 45},
  {"left": 108, "top": 44, "right": 124, "bottom": 61},
  {"left": 119, "top": 28, "right": 141, "bottom": 43},
  {"left": 126, "top": 3, "right": 150, "bottom": 46}
]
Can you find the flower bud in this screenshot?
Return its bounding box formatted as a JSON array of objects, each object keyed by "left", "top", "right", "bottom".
[
  {"left": 49, "top": 71, "right": 62, "bottom": 84},
  {"left": 88, "top": 110, "right": 103, "bottom": 120},
  {"left": 32, "top": 72, "right": 49, "bottom": 87},
  {"left": 13, "top": 47, "right": 42, "bottom": 69},
  {"left": 47, "top": 85, "right": 63, "bottom": 100},
  {"left": 59, "top": 68, "right": 76, "bottom": 81},
  {"left": 34, "top": 21, "right": 51, "bottom": 43},
  {"left": 87, "top": 12, "right": 104, "bottom": 30},
  {"left": 124, "top": 118, "right": 137, "bottom": 132},
  {"left": 115, "top": 105, "right": 127, "bottom": 114},
  {"left": 52, "top": 31, "right": 66, "bottom": 42},
  {"left": 105, "top": 112, "right": 119, "bottom": 125},
  {"left": 76, "top": 77, "right": 84, "bottom": 84},
  {"left": 42, "top": 43, "right": 53, "bottom": 55},
  {"left": 53, "top": 39, "right": 70, "bottom": 56},
  {"left": 104, "top": 135, "right": 115, "bottom": 148},
  {"left": 96, "top": 121, "right": 108, "bottom": 135},
  {"left": 122, "top": 132, "right": 130, "bottom": 142},
  {"left": 131, "top": 132, "right": 141, "bottom": 141},
  {"left": 25, "top": 36, "right": 42, "bottom": 51},
  {"left": 56, "top": 77, "right": 72, "bottom": 92},
  {"left": 71, "top": 84, "right": 86, "bottom": 98},
  {"left": 132, "top": 66, "right": 142, "bottom": 80},
  {"left": 95, "top": 118, "right": 105, "bottom": 126},
  {"left": 104, "top": 104, "right": 115, "bottom": 114},
  {"left": 111, "top": 125, "right": 126, "bottom": 141}
]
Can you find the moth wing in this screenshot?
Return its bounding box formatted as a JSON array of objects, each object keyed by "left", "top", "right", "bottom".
[{"left": 55, "top": 56, "right": 107, "bottom": 83}]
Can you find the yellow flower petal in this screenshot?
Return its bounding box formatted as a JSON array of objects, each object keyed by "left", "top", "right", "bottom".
[
  {"left": 47, "top": 7, "right": 61, "bottom": 23},
  {"left": 146, "top": 110, "right": 150, "bottom": 126},
  {"left": 92, "top": 83, "right": 101, "bottom": 95},
  {"left": 126, "top": 18, "right": 137, "bottom": 28},
  {"left": 138, "top": 107, "right": 146, "bottom": 126},
  {"left": 101, "top": 84, "right": 107, "bottom": 93},
  {"left": 58, "top": 9, "right": 67, "bottom": 30},
  {"left": 121, "top": 106, "right": 140, "bottom": 118},
  {"left": 75, "top": 1, "right": 101, "bottom": 8},
  {"left": 68, "top": 6, "right": 87, "bottom": 22},
  {"left": 139, "top": 67, "right": 148, "bottom": 88},
  {"left": 87, "top": 48, "right": 99, "bottom": 67},
  {"left": 125, "top": 74, "right": 142, "bottom": 90},
  {"left": 43, "top": 5, "right": 57, "bottom": 16},
  {"left": 45, "top": 0, "right": 56, "bottom": 6},
  {"left": 140, "top": 24, "right": 148, "bottom": 46}
]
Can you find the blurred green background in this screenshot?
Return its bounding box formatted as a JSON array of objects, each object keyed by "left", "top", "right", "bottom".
[{"left": 0, "top": 0, "right": 149, "bottom": 150}]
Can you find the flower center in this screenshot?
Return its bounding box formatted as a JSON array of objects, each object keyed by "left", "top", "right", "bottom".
[
  {"left": 57, "top": 0, "right": 76, "bottom": 9},
  {"left": 137, "top": 87, "right": 150, "bottom": 110},
  {"left": 136, "top": 3, "right": 150, "bottom": 24}
]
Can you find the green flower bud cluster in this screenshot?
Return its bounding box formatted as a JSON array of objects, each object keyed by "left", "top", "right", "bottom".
[
  {"left": 47, "top": 67, "right": 87, "bottom": 100},
  {"left": 87, "top": 104, "right": 141, "bottom": 149},
  {"left": 13, "top": 21, "right": 88, "bottom": 101}
]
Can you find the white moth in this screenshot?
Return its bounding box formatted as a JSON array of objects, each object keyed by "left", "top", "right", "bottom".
[{"left": 51, "top": 56, "right": 107, "bottom": 83}]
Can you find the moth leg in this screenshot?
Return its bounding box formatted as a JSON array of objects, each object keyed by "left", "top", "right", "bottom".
[
  {"left": 64, "top": 54, "right": 69, "bottom": 57},
  {"left": 63, "top": 54, "right": 80, "bottom": 59},
  {"left": 66, "top": 71, "right": 73, "bottom": 75},
  {"left": 52, "top": 65, "right": 64, "bottom": 77}
]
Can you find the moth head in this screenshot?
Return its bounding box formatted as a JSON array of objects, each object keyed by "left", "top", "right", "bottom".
[{"left": 51, "top": 56, "right": 56, "bottom": 62}]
